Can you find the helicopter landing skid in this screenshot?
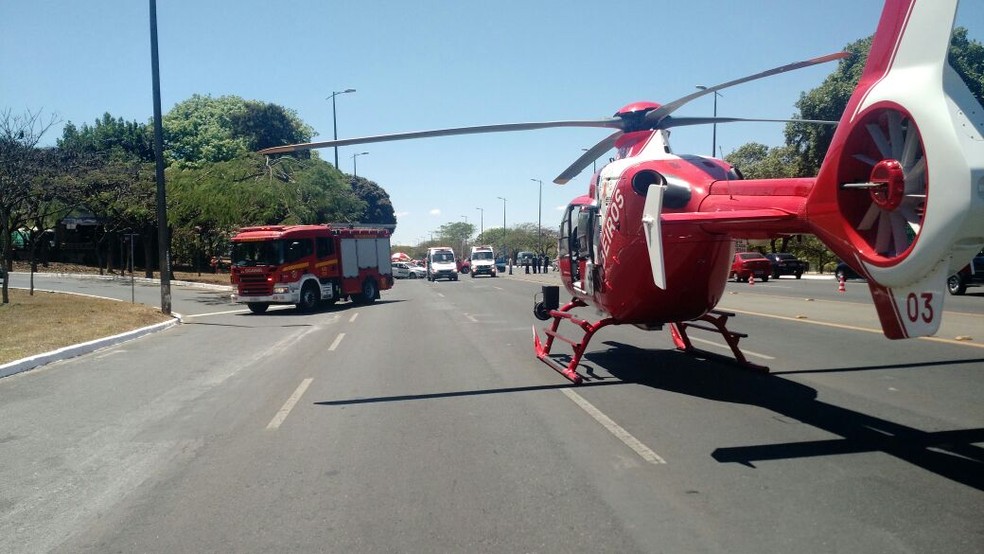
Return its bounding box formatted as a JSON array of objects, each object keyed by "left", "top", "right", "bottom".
[
  {"left": 533, "top": 298, "right": 617, "bottom": 384},
  {"left": 669, "top": 310, "right": 769, "bottom": 372}
]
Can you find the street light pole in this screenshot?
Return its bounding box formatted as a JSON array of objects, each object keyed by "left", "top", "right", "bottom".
[
  {"left": 531, "top": 178, "right": 543, "bottom": 253},
  {"left": 497, "top": 196, "right": 510, "bottom": 274},
  {"left": 475, "top": 207, "right": 484, "bottom": 239},
  {"left": 352, "top": 151, "right": 369, "bottom": 177},
  {"left": 695, "top": 85, "right": 723, "bottom": 158},
  {"left": 327, "top": 88, "right": 356, "bottom": 168},
  {"left": 149, "top": 0, "right": 171, "bottom": 315}
]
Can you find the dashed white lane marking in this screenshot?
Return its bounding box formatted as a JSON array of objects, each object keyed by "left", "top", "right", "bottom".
[
  {"left": 349, "top": 312, "right": 359, "bottom": 323},
  {"left": 436, "top": 292, "right": 445, "bottom": 298},
  {"left": 493, "top": 286, "right": 504, "bottom": 291},
  {"left": 560, "top": 389, "right": 666, "bottom": 465},
  {"left": 328, "top": 333, "right": 345, "bottom": 351},
  {"left": 688, "top": 337, "right": 775, "bottom": 360},
  {"left": 267, "top": 378, "right": 313, "bottom": 430},
  {"left": 464, "top": 313, "right": 479, "bottom": 323}
]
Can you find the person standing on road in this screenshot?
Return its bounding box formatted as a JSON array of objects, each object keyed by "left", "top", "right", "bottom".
[{"left": 543, "top": 254, "right": 549, "bottom": 273}]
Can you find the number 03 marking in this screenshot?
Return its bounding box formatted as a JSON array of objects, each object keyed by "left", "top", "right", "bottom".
[{"left": 906, "top": 292, "right": 934, "bottom": 323}]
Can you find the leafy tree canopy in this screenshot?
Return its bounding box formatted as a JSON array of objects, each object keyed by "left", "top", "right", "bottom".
[
  {"left": 162, "top": 94, "right": 314, "bottom": 167},
  {"left": 59, "top": 113, "right": 154, "bottom": 163},
  {"left": 349, "top": 176, "right": 396, "bottom": 226}
]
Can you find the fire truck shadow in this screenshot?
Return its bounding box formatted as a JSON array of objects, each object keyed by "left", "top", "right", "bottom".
[
  {"left": 233, "top": 298, "right": 405, "bottom": 316},
  {"left": 586, "top": 341, "right": 984, "bottom": 491}
]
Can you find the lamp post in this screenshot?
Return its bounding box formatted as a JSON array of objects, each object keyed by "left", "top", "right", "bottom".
[
  {"left": 581, "top": 148, "right": 597, "bottom": 174},
  {"left": 149, "top": 0, "right": 171, "bottom": 315},
  {"left": 531, "top": 178, "right": 542, "bottom": 253},
  {"left": 695, "top": 85, "right": 723, "bottom": 157},
  {"left": 327, "top": 88, "right": 356, "bottom": 168},
  {"left": 352, "top": 151, "right": 369, "bottom": 177},
  {"left": 497, "top": 196, "right": 511, "bottom": 274},
  {"left": 475, "top": 207, "right": 484, "bottom": 239}
]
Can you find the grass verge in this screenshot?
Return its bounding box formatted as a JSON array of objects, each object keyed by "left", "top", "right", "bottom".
[{"left": 0, "top": 288, "right": 174, "bottom": 366}]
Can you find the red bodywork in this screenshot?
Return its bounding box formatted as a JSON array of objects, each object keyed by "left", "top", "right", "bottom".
[
  {"left": 230, "top": 224, "right": 393, "bottom": 309},
  {"left": 537, "top": 0, "right": 982, "bottom": 382},
  {"left": 730, "top": 253, "right": 772, "bottom": 282}
]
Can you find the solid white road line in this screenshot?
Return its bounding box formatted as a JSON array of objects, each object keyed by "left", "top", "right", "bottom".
[
  {"left": 328, "top": 333, "right": 345, "bottom": 351},
  {"left": 267, "top": 378, "right": 313, "bottom": 430},
  {"left": 561, "top": 389, "right": 667, "bottom": 465},
  {"left": 687, "top": 336, "right": 776, "bottom": 360}
]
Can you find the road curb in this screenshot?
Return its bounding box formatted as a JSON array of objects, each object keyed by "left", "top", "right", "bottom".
[{"left": 0, "top": 316, "right": 181, "bottom": 380}]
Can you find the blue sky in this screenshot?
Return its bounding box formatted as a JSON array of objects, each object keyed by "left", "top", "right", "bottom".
[{"left": 2, "top": 1, "right": 981, "bottom": 247}]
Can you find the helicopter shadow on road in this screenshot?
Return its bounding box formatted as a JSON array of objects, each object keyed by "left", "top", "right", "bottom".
[{"left": 583, "top": 341, "right": 984, "bottom": 491}]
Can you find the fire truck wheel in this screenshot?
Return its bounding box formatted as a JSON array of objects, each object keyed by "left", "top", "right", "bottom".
[
  {"left": 247, "top": 302, "right": 269, "bottom": 314},
  {"left": 297, "top": 282, "right": 319, "bottom": 312},
  {"left": 355, "top": 278, "right": 377, "bottom": 304}
]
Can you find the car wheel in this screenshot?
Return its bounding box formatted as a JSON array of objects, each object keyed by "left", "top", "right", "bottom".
[
  {"left": 296, "top": 282, "right": 319, "bottom": 312},
  {"left": 355, "top": 278, "right": 378, "bottom": 304},
  {"left": 408, "top": 272, "right": 417, "bottom": 279},
  {"left": 795, "top": 272, "right": 802, "bottom": 279},
  {"left": 772, "top": 271, "right": 780, "bottom": 279},
  {"left": 947, "top": 274, "right": 967, "bottom": 295}
]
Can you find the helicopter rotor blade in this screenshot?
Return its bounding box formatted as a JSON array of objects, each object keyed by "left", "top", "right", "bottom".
[
  {"left": 553, "top": 131, "right": 623, "bottom": 184},
  {"left": 258, "top": 118, "right": 623, "bottom": 155},
  {"left": 661, "top": 116, "right": 840, "bottom": 129},
  {"left": 645, "top": 51, "right": 850, "bottom": 125}
]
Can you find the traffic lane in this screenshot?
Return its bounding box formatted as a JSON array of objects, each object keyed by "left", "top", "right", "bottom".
[
  {"left": 725, "top": 276, "right": 984, "bottom": 320},
  {"left": 6, "top": 272, "right": 235, "bottom": 317},
  {"left": 721, "top": 280, "right": 983, "bottom": 343},
  {"left": 0, "top": 300, "right": 352, "bottom": 554},
  {"left": 383, "top": 277, "right": 984, "bottom": 551},
  {"left": 545, "top": 299, "right": 983, "bottom": 552},
  {"left": 61, "top": 279, "right": 664, "bottom": 553}
]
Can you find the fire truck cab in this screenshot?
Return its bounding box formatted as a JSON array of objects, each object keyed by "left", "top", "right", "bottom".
[{"left": 230, "top": 224, "right": 393, "bottom": 313}]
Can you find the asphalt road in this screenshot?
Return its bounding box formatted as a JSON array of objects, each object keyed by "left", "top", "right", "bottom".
[{"left": 1, "top": 272, "right": 982, "bottom": 553}]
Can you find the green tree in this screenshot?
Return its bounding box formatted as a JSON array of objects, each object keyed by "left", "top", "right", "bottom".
[
  {"left": 163, "top": 94, "right": 313, "bottom": 166},
  {"left": 0, "top": 108, "right": 60, "bottom": 303},
  {"left": 349, "top": 176, "right": 397, "bottom": 226}
]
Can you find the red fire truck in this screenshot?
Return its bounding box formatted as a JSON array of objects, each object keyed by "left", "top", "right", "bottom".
[{"left": 229, "top": 224, "right": 393, "bottom": 314}]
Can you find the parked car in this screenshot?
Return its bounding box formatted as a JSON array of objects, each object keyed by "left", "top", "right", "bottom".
[
  {"left": 393, "top": 261, "right": 426, "bottom": 279},
  {"left": 946, "top": 249, "right": 984, "bottom": 295},
  {"left": 730, "top": 252, "right": 771, "bottom": 282},
  {"left": 834, "top": 261, "right": 863, "bottom": 281},
  {"left": 764, "top": 252, "right": 807, "bottom": 279}
]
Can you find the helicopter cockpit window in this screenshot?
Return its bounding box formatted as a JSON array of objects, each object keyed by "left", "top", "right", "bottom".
[{"left": 575, "top": 206, "right": 596, "bottom": 261}]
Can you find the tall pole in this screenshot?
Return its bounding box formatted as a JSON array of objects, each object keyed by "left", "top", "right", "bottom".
[
  {"left": 352, "top": 151, "right": 368, "bottom": 178},
  {"left": 531, "top": 178, "right": 542, "bottom": 253},
  {"left": 498, "top": 196, "right": 510, "bottom": 274},
  {"left": 475, "top": 207, "right": 484, "bottom": 239},
  {"left": 149, "top": 0, "right": 170, "bottom": 315},
  {"left": 328, "top": 88, "right": 356, "bottom": 168}
]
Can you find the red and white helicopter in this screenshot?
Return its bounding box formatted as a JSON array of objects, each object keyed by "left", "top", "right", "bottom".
[{"left": 261, "top": 0, "right": 984, "bottom": 384}]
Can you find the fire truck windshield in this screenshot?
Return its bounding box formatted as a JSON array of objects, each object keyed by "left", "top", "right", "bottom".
[{"left": 231, "top": 240, "right": 285, "bottom": 267}]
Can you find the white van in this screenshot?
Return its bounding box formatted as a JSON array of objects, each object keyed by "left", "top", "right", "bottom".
[
  {"left": 468, "top": 245, "right": 497, "bottom": 278},
  {"left": 427, "top": 247, "right": 458, "bottom": 281}
]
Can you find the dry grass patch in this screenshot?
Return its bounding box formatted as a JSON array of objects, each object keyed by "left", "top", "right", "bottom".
[{"left": 0, "top": 288, "right": 173, "bottom": 365}]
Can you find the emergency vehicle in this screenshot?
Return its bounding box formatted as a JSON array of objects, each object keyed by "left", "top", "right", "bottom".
[
  {"left": 468, "top": 245, "right": 497, "bottom": 278},
  {"left": 229, "top": 224, "right": 393, "bottom": 313}
]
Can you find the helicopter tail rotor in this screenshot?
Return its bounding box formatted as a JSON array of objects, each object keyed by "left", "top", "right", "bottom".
[{"left": 807, "top": 0, "right": 984, "bottom": 339}]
